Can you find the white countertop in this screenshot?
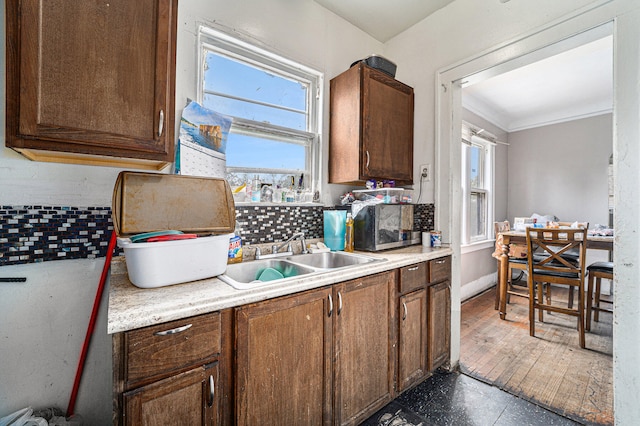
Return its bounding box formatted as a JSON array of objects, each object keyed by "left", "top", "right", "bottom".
[{"left": 107, "top": 246, "right": 453, "bottom": 334}]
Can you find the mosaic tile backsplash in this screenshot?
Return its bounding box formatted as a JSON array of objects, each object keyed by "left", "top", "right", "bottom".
[{"left": 0, "top": 203, "right": 434, "bottom": 267}]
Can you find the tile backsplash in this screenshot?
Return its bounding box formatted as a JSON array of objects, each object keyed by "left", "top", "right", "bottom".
[{"left": 0, "top": 203, "right": 434, "bottom": 267}]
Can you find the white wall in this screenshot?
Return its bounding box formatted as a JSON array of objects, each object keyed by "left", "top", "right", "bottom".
[
  {"left": 507, "top": 114, "right": 612, "bottom": 226},
  {"left": 0, "top": 0, "right": 382, "bottom": 422}
]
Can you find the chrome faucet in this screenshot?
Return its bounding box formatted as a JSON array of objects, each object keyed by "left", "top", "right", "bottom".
[
  {"left": 275, "top": 232, "right": 308, "bottom": 255},
  {"left": 255, "top": 232, "right": 308, "bottom": 260}
]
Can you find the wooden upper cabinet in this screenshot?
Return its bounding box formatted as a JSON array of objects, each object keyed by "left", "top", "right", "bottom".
[
  {"left": 5, "top": 0, "right": 178, "bottom": 169},
  {"left": 329, "top": 63, "right": 414, "bottom": 185}
]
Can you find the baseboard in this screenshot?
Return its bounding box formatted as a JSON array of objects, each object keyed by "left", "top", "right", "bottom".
[{"left": 461, "top": 272, "right": 497, "bottom": 302}]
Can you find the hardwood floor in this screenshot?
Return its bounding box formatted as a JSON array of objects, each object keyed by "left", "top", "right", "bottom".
[{"left": 460, "top": 285, "right": 613, "bottom": 425}]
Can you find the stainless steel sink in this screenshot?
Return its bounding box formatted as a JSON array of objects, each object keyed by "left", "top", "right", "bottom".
[
  {"left": 219, "top": 259, "right": 317, "bottom": 290},
  {"left": 219, "top": 251, "right": 384, "bottom": 290},
  {"left": 285, "top": 251, "right": 382, "bottom": 270}
]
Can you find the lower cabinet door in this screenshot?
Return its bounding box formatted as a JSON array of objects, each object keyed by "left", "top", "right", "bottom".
[
  {"left": 428, "top": 281, "right": 451, "bottom": 371},
  {"left": 235, "top": 287, "right": 333, "bottom": 425},
  {"left": 398, "top": 289, "right": 428, "bottom": 392},
  {"left": 334, "top": 272, "right": 395, "bottom": 426},
  {"left": 123, "top": 362, "right": 218, "bottom": 426}
]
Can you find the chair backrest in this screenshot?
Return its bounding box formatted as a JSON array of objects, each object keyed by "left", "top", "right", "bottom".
[{"left": 525, "top": 227, "right": 588, "bottom": 279}]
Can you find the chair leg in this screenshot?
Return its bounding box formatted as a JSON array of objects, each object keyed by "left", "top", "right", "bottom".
[
  {"left": 568, "top": 286, "right": 574, "bottom": 309},
  {"left": 578, "top": 282, "right": 586, "bottom": 349},
  {"left": 586, "top": 272, "right": 594, "bottom": 332},
  {"left": 537, "top": 282, "right": 544, "bottom": 322},
  {"left": 594, "top": 277, "right": 602, "bottom": 322},
  {"left": 546, "top": 283, "right": 551, "bottom": 304},
  {"left": 495, "top": 261, "right": 501, "bottom": 310},
  {"left": 529, "top": 278, "right": 536, "bottom": 337}
]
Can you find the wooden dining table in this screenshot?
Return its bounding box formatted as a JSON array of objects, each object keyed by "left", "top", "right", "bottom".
[{"left": 497, "top": 230, "right": 614, "bottom": 320}]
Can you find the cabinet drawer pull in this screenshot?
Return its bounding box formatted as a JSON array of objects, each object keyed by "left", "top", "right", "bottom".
[
  {"left": 153, "top": 323, "right": 192, "bottom": 336},
  {"left": 407, "top": 266, "right": 419, "bottom": 271},
  {"left": 365, "top": 150, "right": 370, "bottom": 170},
  {"left": 328, "top": 294, "right": 333, "bottom": 317},
  {"left": 435, "top": 259, "right": 446, "bottom": 264},
  {"left": 402, "top": 302, "right": 407, "bottom": 321},
  {"left": 208, "top": 374, "right": 215, "bottom": 407},
  {"left": 158, "top": 109, "right": 164, "bottom": 137},
  {"left": 337, "top": 291, "right": 343, "bottom": 316}
]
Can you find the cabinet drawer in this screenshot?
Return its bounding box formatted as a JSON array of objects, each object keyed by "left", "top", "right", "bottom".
[
  {"left": 125, "top": 312, "right": 221, "bottom": 387},
  {"left": 428, "top": 256, "right": 451, "bottom": 283},
  {"left": 399, "top": 262, "right": 427, "bottom": 294}
]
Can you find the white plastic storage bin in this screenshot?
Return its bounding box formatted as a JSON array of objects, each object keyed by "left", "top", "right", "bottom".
[
  {"left": 111, "top": 171, "right": 236, "bottom": 289},
  {"left": 117, "top": 233, "right": 233, "bottom": 288}
]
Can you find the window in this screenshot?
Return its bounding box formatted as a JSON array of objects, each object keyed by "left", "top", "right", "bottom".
[
  {"left": 461, "top": 124, "right": 495, "bottom": 245},
  {"left": 198, "top": 26, "right": 323, "bottom": 194}
]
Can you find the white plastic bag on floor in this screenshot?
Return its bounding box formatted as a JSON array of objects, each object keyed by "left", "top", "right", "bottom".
[{"left": 0, "top": 408, "right": 46, "bottom": 426}]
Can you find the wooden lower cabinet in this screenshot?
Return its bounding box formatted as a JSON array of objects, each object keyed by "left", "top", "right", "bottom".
[
  {"left": 234, "top": 271, "right": 395, "bottom": 426},
  {"left": 235, "top": 286, "right": 333, "bottom": 425},
  {"left": 113, "top": 310, "right": 231, "bottom": 426},
  {"left": 123, "top": 362, "right": 217, "bottom": 425},
  {"left": 397, "top": 289, "right": 428, "bottom": 392},
  {"left": 427, "top": 280, "right": 451, "bottom": 371},
  {"left": 333, "top": 271, "right": 396, "bottom": 426},
  {"left": 113, "top": 257, "right": 451, "bottom": 425}
]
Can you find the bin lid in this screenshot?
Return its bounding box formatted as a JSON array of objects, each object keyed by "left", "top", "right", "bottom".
[{"left": 112, "top": 172, "right": 235, "bottom": 236}]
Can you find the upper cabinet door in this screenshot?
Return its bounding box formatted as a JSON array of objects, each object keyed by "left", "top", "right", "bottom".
[
  {"left": 5, "top": 0, "right": 178, "bottom": 169},
  {"left": 361, "top": 66, "right": 414, "bottom": 182},
  {"left": 329, "top": 64, "right": 414, "bottom": 185}
]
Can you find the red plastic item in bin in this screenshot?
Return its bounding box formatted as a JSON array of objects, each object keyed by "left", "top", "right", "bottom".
[{"left": 146, "top": 234, "right": 199, "bottom": 242}]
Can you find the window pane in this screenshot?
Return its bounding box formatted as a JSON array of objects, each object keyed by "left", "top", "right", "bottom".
[
  {"left": 225, "top": 133, "right": 305, "bottom": 170},
  {"left": 469, "top": 145, "right": 483, "bottom": 188},
  {"left": 204, "top": 52, "right": 307, "bottom": 124},
  {"left": 470, "top": 192, "right": 486, "bottom": 238},
  {"left": 203, "top": 93, "right": 306, "bottom": 130}
]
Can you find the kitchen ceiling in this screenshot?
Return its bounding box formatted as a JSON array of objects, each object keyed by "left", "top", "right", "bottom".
[
  {"left": 462, "top": 35, "right": 613, "bottom": 132},
  {"left": 314, "top": 0, "right": 613, "bottom": 133},
  {"left": 313, "top": 0, "right": 456, "bottom": 43}
]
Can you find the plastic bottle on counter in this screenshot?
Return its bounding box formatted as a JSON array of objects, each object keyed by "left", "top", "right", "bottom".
[
  {"left": 251, "top": 175, "right": 261, "bottom": 202},
  {"left": 345, "top": 212, "right": 354, "bottom": 252}
]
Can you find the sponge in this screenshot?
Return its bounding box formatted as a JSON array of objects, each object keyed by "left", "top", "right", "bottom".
[{"left": 257, "top": 267, "right": 284, "bottom": 282}]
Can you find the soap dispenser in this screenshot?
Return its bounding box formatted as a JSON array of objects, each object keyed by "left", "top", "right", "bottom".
[{"left": 345, "top": 212, "right": 354, "bottom": 252}]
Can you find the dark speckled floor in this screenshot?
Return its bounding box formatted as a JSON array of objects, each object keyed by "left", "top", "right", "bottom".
[{"left": 361, "top": 370, "right": 581, "bottom": 426}]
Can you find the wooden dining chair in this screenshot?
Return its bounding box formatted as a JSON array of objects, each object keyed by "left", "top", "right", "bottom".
[
  {"left": 586, "top": 261, "right": 614, "bottom": 331},
  {"left": 525, "top": 226, "right": 589, "bottom": 348}
]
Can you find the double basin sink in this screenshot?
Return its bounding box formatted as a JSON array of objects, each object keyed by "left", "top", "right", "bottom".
[{"left": 219, "top": 251, "right": 384, "bottom": 290}]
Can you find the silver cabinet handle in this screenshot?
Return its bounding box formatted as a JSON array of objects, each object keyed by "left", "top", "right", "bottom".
[
  {"left": 158, "top": 109, "right": 164, "bottom": 137},
  {"left": 328, "top": 294, "right": 333, "bottom": 317},
  {"left": 408, "top": 266, "right": 419, "bottom": 271},
  {"left": 208, "top": 375, "right": 214, "bottom": 407},
  {"left": 402, "top": 302, "right": 407, "bottom": 321},
  {"left": 153, "top": 323, "right": 192, "bottom": 336},
  {"left": 435, "top": 259, "right": 446, "bottom": 264},
  {"left": 365, "top": 150, "right": 370, "bottom": 170},
  {"left": 337, "top": 291, "right": 343, "bottom": 316}
]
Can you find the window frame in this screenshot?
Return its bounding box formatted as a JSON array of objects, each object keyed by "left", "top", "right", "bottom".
[
  {"left": 461, "top": 124, "right": 495, "bottom": 246},
  {"left": 196, "top": 26, "right": 323, "bottom": 196}
]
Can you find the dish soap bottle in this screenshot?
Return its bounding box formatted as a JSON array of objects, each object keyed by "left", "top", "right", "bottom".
[
  {"left": 228, "top": 217, "right": 243, "bottom": 264},
  {"left": 345, "top": 212, "right": 354, "bottom": 252}
]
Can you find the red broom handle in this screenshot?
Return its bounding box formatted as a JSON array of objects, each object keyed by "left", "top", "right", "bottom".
[{"left": 66, "top": 230, "right": 118, "bottom": 417}]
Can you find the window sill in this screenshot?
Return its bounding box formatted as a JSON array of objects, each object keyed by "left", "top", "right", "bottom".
[{"left": 461, "top": 240, "right": 495, "bottom": 254}]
